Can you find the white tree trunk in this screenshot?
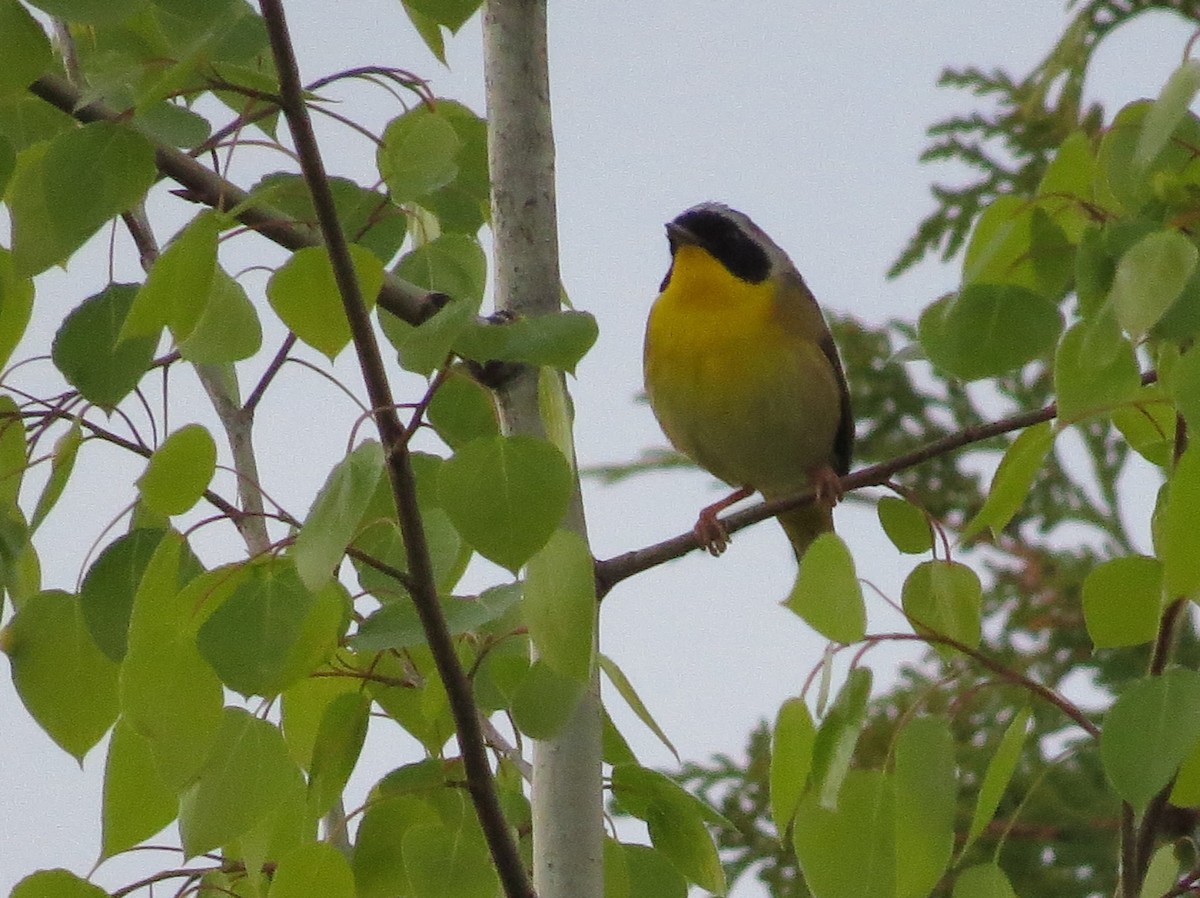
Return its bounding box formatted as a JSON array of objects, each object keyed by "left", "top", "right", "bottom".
[{"left": 483, "top": 3, "right": 604, "bottom": 897}]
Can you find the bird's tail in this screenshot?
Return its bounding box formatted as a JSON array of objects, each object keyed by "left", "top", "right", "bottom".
[{"left": 777, "top": 503, "right": 834, "bottom": 563}]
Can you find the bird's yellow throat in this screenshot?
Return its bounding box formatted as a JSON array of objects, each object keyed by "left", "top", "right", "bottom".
[{"left": 649, "top": 244, "right": 782, "bottom": 355}]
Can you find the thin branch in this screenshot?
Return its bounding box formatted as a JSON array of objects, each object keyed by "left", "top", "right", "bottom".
[
  {"left": 865, "top": 631, "right": 1098, "bottom": 738},
  {"left": 255, "top": 6, "right": 533, "bottom": 898},
  {"left": 242, "top": 333, "right": 296, "bottom": 416},
  {"left": 26, "top": 74, "right": 434, "bottom": 326},
  {"left": 595, "top": 371, "right": 1158, "bottom": 596}
]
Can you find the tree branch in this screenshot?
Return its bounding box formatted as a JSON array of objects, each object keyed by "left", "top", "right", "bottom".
[
  {"left": 595, "top": 371, "right": 1158, "bottom": 596},
  {"left": 26, "top": 74, "right": 434, "bottom": 327},
  {"left": 255, "top": 5, "right": 533, "bottom": 897},
  {"left": 866, "top": 632, "right": 1098, "bottom": 738}
]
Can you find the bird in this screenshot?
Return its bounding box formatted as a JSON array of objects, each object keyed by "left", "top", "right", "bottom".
[{"left": 643, "top": 202, "right": 853, "bottom": 561}]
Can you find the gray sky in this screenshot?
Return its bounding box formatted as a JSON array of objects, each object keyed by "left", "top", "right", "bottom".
[{"left": 0, "top": 2, "right": 1188, "bottom": 895}]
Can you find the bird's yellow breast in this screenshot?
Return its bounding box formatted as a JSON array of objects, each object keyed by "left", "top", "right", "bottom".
[{"left": 644, "top": 244, "right": 842, "bottom": 496}]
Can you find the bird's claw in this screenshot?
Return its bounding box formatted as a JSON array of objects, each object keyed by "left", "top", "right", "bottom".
[
  {"left": 693, "top": 510, "right": 730, "bottom": 557},
  {"left": 810, "top": 465, "right": 844, "bottom": 509}
]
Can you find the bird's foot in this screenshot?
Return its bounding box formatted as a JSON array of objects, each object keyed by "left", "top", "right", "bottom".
[
  {"left": 692, "top": 486, "right": 753, "bottom": 556},
  {"left": 693, "top": 510, "right": 730, "bottom": 556},
  {"left": 809, "top": 465, "right": 844, "bottom": 508}
]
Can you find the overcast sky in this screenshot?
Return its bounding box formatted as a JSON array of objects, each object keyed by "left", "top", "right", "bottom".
[{"left": 0, "top": 2, "right": 1192, "bottom": 895}]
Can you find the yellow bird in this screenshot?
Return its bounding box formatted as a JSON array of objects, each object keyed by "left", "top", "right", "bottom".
[{"left": 643, "top": 203, "right": 853, "bottom": 560}]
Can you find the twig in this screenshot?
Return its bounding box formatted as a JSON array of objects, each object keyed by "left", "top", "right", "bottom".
[
  {"left": 864, "top": 632, "right": 1098, "bottom": 738},
  {"left": 26, "top": 74, "right": 434, "bottom": 326},
  {"left": 255, "top": 5, "right": 533, "bottom": 897},
  {"left": 242, "top": 333, "right": 296, "bottom": 416},
  {"left": 594, "top": 371, "right": 1158, "bottom": 596}
]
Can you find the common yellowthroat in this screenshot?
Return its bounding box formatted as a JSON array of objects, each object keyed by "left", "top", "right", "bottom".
[{"left": 643, "top": 203, "right": 853, "bottom": 560}]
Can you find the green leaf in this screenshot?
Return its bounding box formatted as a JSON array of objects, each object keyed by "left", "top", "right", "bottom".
[
  {"left": 280, "top": 662, "right": 359, "bottom": 769},
  {"left": 603, "top": 837, "right": 631, "bottom": 898},
  {"left": 1036, "top": 131, "right": 1096, "bottom": 242},
  {"left": 966, "top": 707, "right": 1030, "bottom": 852},
  {"left": 382, "top": 293, "right": 479, "bottom": 376},
  {"left": 352, "top": 583, "right": 521, "bottom": 651},
  {"left": 120, "top": 533, "right": 223, "bottom": 788},
  {"left": 901, "top": 560, "right": 983, "bottom": 652},
  {"left": 269, "top": 842, "right": 356, "bottom": 898},
  {"left": 1113, "top": 386, "right": 1177, "bottom": 467},
  {"left": 599, "top": 653, "right": 678, "bottom": 762},
  {"left": 102, "top": 717, "right": 177, "bottom": 858},
  {"left": 961, "top": 422, "right": 1055, "bottom": 540},
  {"left": 137, "top": 424, "right": 217, "bottom": 516},
  {"left": 0, "top": 508, "right": 38, "bottom": 607},
  {"left": 351, "top": 452, "right": 470, "bottom": 599},
  {"left": 952, "top": 863, "right": 1018, "bottom": 898},
  {"left": 395, "top": 233, "right": 487, "bottom": 303},
  {"left": 1163, "top": 446, "right": 1200, "bottom": 597},
  {"left": 10, "top": 869, "right": 110, "bottom": 898},
  {"left": 1082, "top": 555, "right": 1163, "bottom": 648},
  {"left": 0, "top": 394, "right": 24, "bottom": 507},
  {"left": 621, "top": 844, "right": 687, "bottom": 898},
  {"left": 782, "top": 532, "right": 865, "bottom": 644},
  {"left": 30, "top": 422, "right": 81, "bottom": 532},
  {"left": 1110, "top": 229, "right": 1198, "bottom": 340},
  {"left": 455, "top": 311, "right": 599, "bottom": 374},
  {"left": 404, "top": 822, "right": 500, "bottom": 898},
  {"left": 524, "top": 529, "right": 595, "bottom": 681},
  {"left": 266, "top": 245, "right": 384, "bottom": 360},
  {"left": 893, "top": 716, "right": 956, "bottom": 898},
  {"left": 52, "top": 284, "right": 158, "bottom": 410},
  {"left": 0, "top": 2, "right": 52, "bottom": 98},
  {"left": 1075, "top": 226, "right": 1114, "bottom": 318},
  {"left": 611, "top": 765, "right": 728, "bottom": 892},
  {"left": 1170, "top": 735, "right": 1200, "bottom": 806},
  {"left": 197, "top": 558, "right": 347, "bottom": 697},
  {"left": 294, "top": 440, "right": 384, "bottom": 591},
  {"left": 123, "top": 212, "right": 219, "bottom": 343},
  {"left": 419, "top": 101, "right": 489, "bottom": 234},
  {"left": 402, "top": 3, "right": 447, "bottom": 63},
  {"left": 378, "top": 107, "right": 462, "bottom": 203},
  {"left": 1136, "top": 60, "right": 1200, "bottom": 171},
  {"left": 810, "top": 667, "right": 872, "bottom": 810},
  {"left": 0, "top": 134, "right": 12, "bottom": 195},
  {"left": 403, "top": 0, "right": 481, "bottom": 31},
  {"left": 179, "top": 707, "right": 301, "bottom": 857},
  {"left": 3, "top": 589, "right": 119, "bottom": 760},
  {"left": 918, "top": 284, "right": 1062, "bottom": 381},
  {"left": 1053, "top": 319, "right": 1141, "bottom": 424},
  {"left": 511, "top": 659, "right": 586, "bottom": 739},
  {"left": 1140, "top": 845, "right": 1182, "bottom": 898},
  {"left": 793, "top": 769, "right": 895, "bottom": 898},
  {"left": 876, "top": 496, "right": 932, "bottom": 554},
  {"left": 306, "top": 692, "right": 369, "bottom": 818},
  {"left": 353, "top": 795, "right": 441, "bottom": 898},
  {"left": 1174, "top": 345, "right": 1200, "bottom": 436},
  {"left": 80, "top": 528, "right": 189, "bottom": 662},
  {"left": 133, "top": 101, "right": 212, "bottom": 148},
  {"left": 0, "top": 248, "right": 35, "bottom": 371},
  {"left": 24, "top": 0, "right": 143, "bottom": 24},
  {"left": 602, "top": 711, "right": 638, "bottom": 768},
  {"left": 177, "top": 268, "right": 262, "bottom": 363},
  {"left": 1101, "top": 668, "right": 1200, "bottom": 810},
  {"left": 10, "top": 122, "right": 157, "bottom": 276},
  {"left": 770, "top": 696, "right": 815, "bottom": 835},
  {"left": 963, "top": 197, "right": 1071, "bottom": 297},
  {"left": 438, "top": 434, "right": 572, "bottom": 572},
  {"left": 427, "top": 369, "right": 499, "bottom": 447}
]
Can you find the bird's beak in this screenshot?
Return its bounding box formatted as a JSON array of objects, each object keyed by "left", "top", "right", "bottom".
[{"left": 665, "top": 219, "right": 698, "bottom": 249}]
